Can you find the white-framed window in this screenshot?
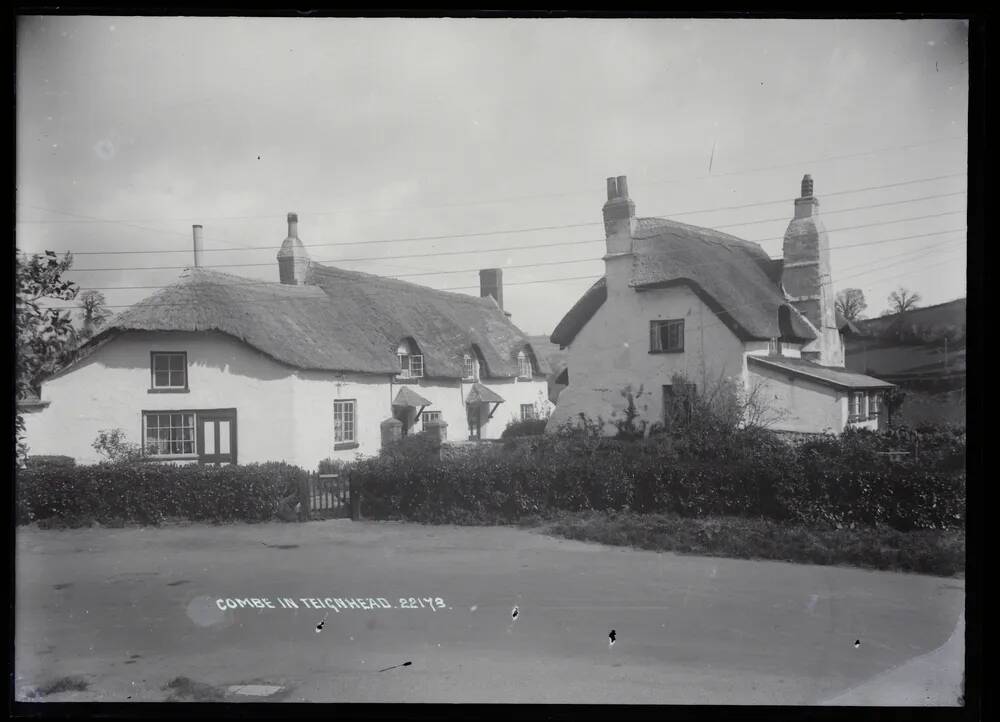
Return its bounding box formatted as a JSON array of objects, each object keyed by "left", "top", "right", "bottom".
[
  {"left": 150, "top": 352, "right": 188, "bottom": 390},
  {"left": 869, "top": 392, "right": 882, "bottom": 419},
  {"left": 334, "top": 399, "right": 356, "bottom": 445},
  {"left": 463, "top": 353, "right": 478, "bottom": 381},
  {"left": 650, "top": 320, "right": 684, "bottom": 353},
  {"left": 397, "top": 339, "right": 424, "bottom": 379},
  {"left": 768, "top": 337, "right": 783, "bottom": 355},
  {"left": 517, "top": 350, "right": 533, "bottom": 379},
  {"left": 520, "top": 404, "right": 537, "bottom": 421},
  {"left": 422, "top": 410, "right": 442, "bottom": 431},
  {"left": 849, "top": 392, "right": 865, "bottom": 422},
  {"left": 143, "top": 412, "right": 196, "bottom": 456}
]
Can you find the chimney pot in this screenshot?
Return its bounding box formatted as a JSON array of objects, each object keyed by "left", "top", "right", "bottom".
[
  {"left": 192, "top": 225, "right": 204, "bottom": 268},
  {"left": 479, "top": 268, "right": 504, "bottom": 311},
  {"left": 616, "top": 175, "right": 629, "bottom": 199},
  {"left": 801, "top": 174, "right": 814, "bottom": 198},
  {"left": 287, "top": 212, "right": 299, "bottom": 239},
  {"left": 606, "top": 177, "right": 618, "bottom": 201}
]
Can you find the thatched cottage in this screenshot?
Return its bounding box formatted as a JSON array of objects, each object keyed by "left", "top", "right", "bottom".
[
  {"left": 22, "top": 215, "right": 552, "bottom": 466},
  {"left": 547, "top": 174, "right": 893, "bottom": 436}
]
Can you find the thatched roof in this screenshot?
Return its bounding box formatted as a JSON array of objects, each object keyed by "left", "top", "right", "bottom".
[
  {"left": 80, "top": 265, "right": 547, "bottom": 380},
  {"left": 551, "top": 218, "right": 817, "bottom": 347},
  {"left": 748, "top": 355, "right": 895, "bottom": 391}
]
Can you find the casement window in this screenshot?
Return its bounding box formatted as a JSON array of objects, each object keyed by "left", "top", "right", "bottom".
[
  {"left": 520, "top": 404, "right": 537, "bottom": 421},
  {"left": 868, "top": 392, "right": 882, "bottom": 419},
  {"left": 517, "top": 350, "right": 534, "bottom": 379},
  {"left": 150, "top": 352, "right": 188, "bottom": 391},
  {"left": 334, "top": 399, "right": 357, "bottom": 447},
  {"left": 421, "top": 410, "right": 442, "bottom": 431},
  {"left": 463, "top": 353, "right": 478, "bottom": 382},
  {"left": 397, "top": 339, "right": 424, "bottom": 380},
  {"left": 143, "top": 412, "right": 196, "bottom": 456},
  {"left": 649, "top": 320, "right": 685, "bottom": 353},
  {"left": 768, "top": 337, "right": 783, "bottom": 355},
  {"left": 849, "top": 392, "right": 866, "bottom": 422}
]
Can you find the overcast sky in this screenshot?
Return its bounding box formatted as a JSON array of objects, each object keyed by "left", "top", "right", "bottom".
[{"left": 16, "top": 16, "right": 968, "bottom": 336}]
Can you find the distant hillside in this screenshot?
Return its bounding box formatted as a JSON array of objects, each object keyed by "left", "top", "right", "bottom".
[{"left": 855, "top": 298, "right": 966, "bottom": 343}]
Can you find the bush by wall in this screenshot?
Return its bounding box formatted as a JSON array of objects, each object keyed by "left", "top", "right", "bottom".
[
  {"left": 501, "top": 419, "right": 548, "bottom": 439},
  {"left": 16, "top": 462, "right": 308, "bottom": 527},
  {"left": 351, "top": 426, "right": 965, "bottom": 531}
]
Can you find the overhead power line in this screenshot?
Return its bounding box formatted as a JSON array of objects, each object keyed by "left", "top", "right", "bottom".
[
  {"left": 15, "top": 135, "right": 966, "bottom": 225},
  {"left": 22, "top": 184, "right": 967, "bottom": 257},
  {"left": 74, "top": 233, "right": 967, "bottom": 293},
  {"left": 53, "top": 210, "right": 966, "bottom": 273}
]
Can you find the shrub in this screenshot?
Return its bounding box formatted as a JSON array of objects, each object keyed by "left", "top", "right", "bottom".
[
  {"left": 27, "top": 455, "right": 75, "bottom": 469},
  {"left": 91, "top": 428, "right": 146, "bottom": 465},
  {"left": 501, "top": 419, "right": 548, "bottom": 439},
  {"left": 16, "top": 461, "right": 308, "bottom": 527},
  {"left": 347, "top": 415, "right": 965, "bottom": 532}
]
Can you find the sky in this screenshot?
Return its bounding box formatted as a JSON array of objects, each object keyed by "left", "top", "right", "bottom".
[{"left": 16, "top": 16, "right": 968, "bottom": 336}]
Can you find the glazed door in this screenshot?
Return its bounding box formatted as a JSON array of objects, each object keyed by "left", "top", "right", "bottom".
[{"left": 197, "top": 410, "right": 237, "bottom": 466}]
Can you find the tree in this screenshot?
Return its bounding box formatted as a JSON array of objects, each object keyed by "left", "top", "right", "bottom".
[
  {"left": 886, "top": 287, "right": 922, "bottom": 316},
  {"left": 77, "top": 289, "right": 111, "bottom": 341},
  {"left": 835, "top": 288, "right": 867, "bottom": 320},
  {"left": 16, "top": 251, "right": 79, "bottom": 465}
]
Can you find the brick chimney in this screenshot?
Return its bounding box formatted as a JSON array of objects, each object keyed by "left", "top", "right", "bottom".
[
  {"left": 602, "top": 175, "right": 637, "bottom": 295},
  {"left": 480, "top": 268, "right": 510, "bottom": 317},
  {"left": 277, "top": 212, "right": 310, "bottom": 285},
  {"left": 781, "top": 175, "right": 844, "bottom": 366},
  {"left": 192, "top": 225, "right": 204, "bottom": 268}
]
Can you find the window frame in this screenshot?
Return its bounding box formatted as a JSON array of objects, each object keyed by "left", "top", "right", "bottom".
[
  {"left": 520, "top": 403, "right": 537, "bottom": 421},
  {"left": 649, "top": 319, "right": 685, "bottom": 354},
  {"left": 421, "top": 410, "right": 442, "bottom": 431},
  {"left": 333, "top": 398, "right": 358, "bottom": 450},
  {"left": 142, "top": 410, "right": 198, "bottom": 457},
  {"left": 868, "top": 392, "right": 882, "bottom": 420},
  {"left": 768, "top": 337, "right": 783, "bottom": 355},
  {"left": 149, "top": 351, "right": 189, "bottom": 392},
  {"left": 849, "top": 391, "right": 866, "bottom": 422},
  {"left": 462, "top": 353, "right": 478, "bottom": 382},
  {"left": 517, "top": 350, "right": 534, "bottom": 380}
]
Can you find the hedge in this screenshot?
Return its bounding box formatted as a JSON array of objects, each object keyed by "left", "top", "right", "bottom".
[
  {"left": 352, "top": 427, "right": 965, "bottom": 531},
  {"left": 16, "top": 462, "right": 308, "bottom": 527}
]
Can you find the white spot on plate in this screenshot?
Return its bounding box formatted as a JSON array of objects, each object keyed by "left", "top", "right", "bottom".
[
  {"left": 227, "top": 685, "right": 282, "bottom": 697},
  {"left": 470, "top": 605, "right": 477, "bottom": 612},
  {"left": 185, "top": 596, "right": 225, "bottom": 627}
]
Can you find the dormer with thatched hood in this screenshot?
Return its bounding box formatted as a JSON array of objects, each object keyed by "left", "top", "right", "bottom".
[
  {"left": 277, "top": 212, "right": 310, "bottom": 285},
  {"left": 780, "top": 175, "right": 844, "bottom": 367}
]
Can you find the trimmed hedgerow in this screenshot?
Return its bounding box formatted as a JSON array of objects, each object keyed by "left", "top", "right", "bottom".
[
  {"left": 351, "top": 426, "right": 965, "bottom": 531},
  {"left": 16, "top": 462, "right": 308, "bottom": 527}
]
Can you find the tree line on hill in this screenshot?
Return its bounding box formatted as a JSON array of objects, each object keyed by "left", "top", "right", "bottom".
[{"left": 836, "top": 286, "right": 965, "bottom": 346}]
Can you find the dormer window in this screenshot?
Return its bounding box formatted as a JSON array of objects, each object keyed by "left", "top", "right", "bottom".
[
  {"left": 397, "top": 339, "right": 424, "bottom": 380},
  {"left": 517, "top": 349, "right": 534, "bottom": 379},
  {"left": 463, "top": 353, "right": 478, "bottom": 382}
]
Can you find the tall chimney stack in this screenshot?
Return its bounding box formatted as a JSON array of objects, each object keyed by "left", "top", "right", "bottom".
[
  {"left": 602, "top": 174, "right": 637, "bottom": 295},
  {"left": 277, "top": 211, "right": 311, "bottom": 285},
  {"left": 192, "top": 225, "right": 204, "bottom": 268},
  {"left": 781, "top": 174, "right": 843, "bottom": 366}
]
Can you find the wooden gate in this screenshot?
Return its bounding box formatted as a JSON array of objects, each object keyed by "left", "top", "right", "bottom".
[{"left": 301, "top": 472, "right": 357, "bottom": 520}]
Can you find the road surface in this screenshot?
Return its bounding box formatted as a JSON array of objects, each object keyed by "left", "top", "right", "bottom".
[{"left": 14, "top": 520, "right": 965, "bottom": 704}]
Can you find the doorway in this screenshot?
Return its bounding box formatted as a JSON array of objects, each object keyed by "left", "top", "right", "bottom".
[{"left": 197, "top": 409, "right": 237, "bottom": 465}]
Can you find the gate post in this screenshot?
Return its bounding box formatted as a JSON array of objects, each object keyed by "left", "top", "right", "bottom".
[
  {"left": 297, "top": 473, "right": 312, "bottom": 522},
  {"left": 349, "top": 471, "right": 362, "bottom": 521}
]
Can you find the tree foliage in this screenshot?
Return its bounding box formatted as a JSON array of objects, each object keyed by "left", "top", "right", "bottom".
[
  {"left": 16, "top": 251, "right": 79, "bottom": 465},
  {"left": 886, "top": 287, "right": 922, "bottom": 316},
  {"left": 835, "top": 288, "right": 867, "bottom": 320},
  {"left": 77, "top": 289, "right": 111, "bottom": 341}
]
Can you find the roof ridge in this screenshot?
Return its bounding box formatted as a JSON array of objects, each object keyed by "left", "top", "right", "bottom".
[
  {"left": 637, "top": 216, "right": 769, "bottom": 253},
  {"left": 309, "top": 261, "right": 495, "bottom": 307}
]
